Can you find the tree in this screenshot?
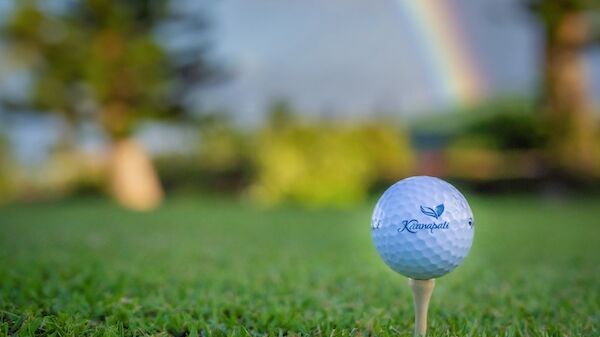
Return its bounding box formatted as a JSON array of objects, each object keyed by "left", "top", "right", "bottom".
[
  {"left": 528, "top": 0, "right": 600, "bottom": 178},
  {"left": 2, "top": 0, "right": 214, "bottom": 209}
]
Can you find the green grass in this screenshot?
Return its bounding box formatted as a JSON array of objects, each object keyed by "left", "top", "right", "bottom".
[{"left": 0, "top": 195, "right": 598, "bottom": 336}]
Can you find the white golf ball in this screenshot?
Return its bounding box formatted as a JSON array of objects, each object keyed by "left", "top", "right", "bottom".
[{"left": 371, "top": 176, "right": 474, "bottom": 279}]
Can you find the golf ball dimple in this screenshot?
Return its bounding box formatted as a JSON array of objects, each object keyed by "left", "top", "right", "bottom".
[{"left": 371, "top": 176, "right": 474, "bottom": 279}]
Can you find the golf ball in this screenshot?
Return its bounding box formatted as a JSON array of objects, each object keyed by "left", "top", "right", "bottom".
[{"left": 371, "top": 176, "right": 474, "bottom": 279}]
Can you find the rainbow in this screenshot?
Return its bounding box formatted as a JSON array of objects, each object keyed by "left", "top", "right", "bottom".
[{"left": 394, "top": 1, "right": 486, "bottom": 107}]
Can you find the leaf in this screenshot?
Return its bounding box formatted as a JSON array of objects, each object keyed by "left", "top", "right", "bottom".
[
  {"left": 420, "top": 206, "right": 438, "bottom": 218},
  {"left": 435, "top": 204, "right": 445, "bottom": 218}
]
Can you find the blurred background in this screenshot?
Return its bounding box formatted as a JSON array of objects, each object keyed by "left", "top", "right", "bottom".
[
  {"left": 1, "top": 1, "right": 600, "bottom": 335},
  {"left": 0, "top": 0, "right": 600, "bottom": 209}
]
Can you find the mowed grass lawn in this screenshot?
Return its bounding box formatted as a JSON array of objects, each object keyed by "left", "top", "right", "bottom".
[{"left": 0, "top": 194, "right": 598, "bottom": 336}]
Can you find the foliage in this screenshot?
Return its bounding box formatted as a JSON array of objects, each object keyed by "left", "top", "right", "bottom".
[
  {"left": 154, "top": 145, "right": 252, "bottom": 195},
  {"left": 0, "top": 195, "right": 598, "bottom": 336},
  {"left": 153, "top": 117, "right": 252, "bottom": 193},
  {"left": 2, "top": 0, "right": 217, "bottom": 210},
  {"left": 443, "top": 100, "right": 548, "bottom": 180},
  {"left": 151, "top": 112, "right": 413, "bottom": 202},
  {"left": 2, "top": 0, "right": 213, "bottom": 138},
  {"left": 527, "top": 0, "right": 600, "bottom": 35},
  {"left": 198, "top": 117, "right": 250, "bottom": 174},
  {"left": 249, "top": 116, "right": 413, "bottom": 207},
  {"left": 461, "top": 111, "right": 547, "bottom": 151}
]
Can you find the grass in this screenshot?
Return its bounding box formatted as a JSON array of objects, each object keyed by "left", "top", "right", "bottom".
[{"left": 0, "top": 194, "right": 598, "bottom": 336}]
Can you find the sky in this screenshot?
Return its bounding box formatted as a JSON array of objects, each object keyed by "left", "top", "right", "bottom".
[{"left": 199, "top": 0, "right": 600, "bottom": 123}]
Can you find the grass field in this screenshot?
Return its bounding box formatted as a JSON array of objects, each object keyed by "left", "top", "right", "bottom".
[{"left": 0, "top": 194, "right": 598, "bottom": 336}]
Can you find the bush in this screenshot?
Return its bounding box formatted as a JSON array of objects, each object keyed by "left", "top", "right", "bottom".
[
  {"left": 198, "top": 119, "right": 249, "bottom": 173},
  {"left": 456, "top": 100, "right": 548, "bottom": 150},
  {"left": 248, "top": 120, "right": 413, "bottom": 207},
  {"left": 445, "top": 100, "right": 548, "bottom": 180},
  {"left": 154, "top": 118, "right": 252, "bottom": 192}
]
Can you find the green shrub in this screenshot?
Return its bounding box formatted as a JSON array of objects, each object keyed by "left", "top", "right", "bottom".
[
  {"left": 445, "top": 100, "right": 549, "bottom": 180},
  {"left": 456, "top": 100, "right": 548, "bottom": 150},
  {"left": 249, "top": 120, "right": 413, "bottom": 207},
  {"left": 198, "top": 119, "right": 249, "bottom": 173},
  {"left": 154, "top": 118, "right": 253, "bottom": 192}
]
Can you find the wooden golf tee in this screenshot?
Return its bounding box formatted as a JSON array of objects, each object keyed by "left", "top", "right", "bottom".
[{"left": 409, "top": 278, "right": 435, "bottom": 337}]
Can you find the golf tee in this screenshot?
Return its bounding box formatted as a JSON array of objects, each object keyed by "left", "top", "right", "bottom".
[{"left": 409, "top": 278, "right": 435, "bottom": 337}]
